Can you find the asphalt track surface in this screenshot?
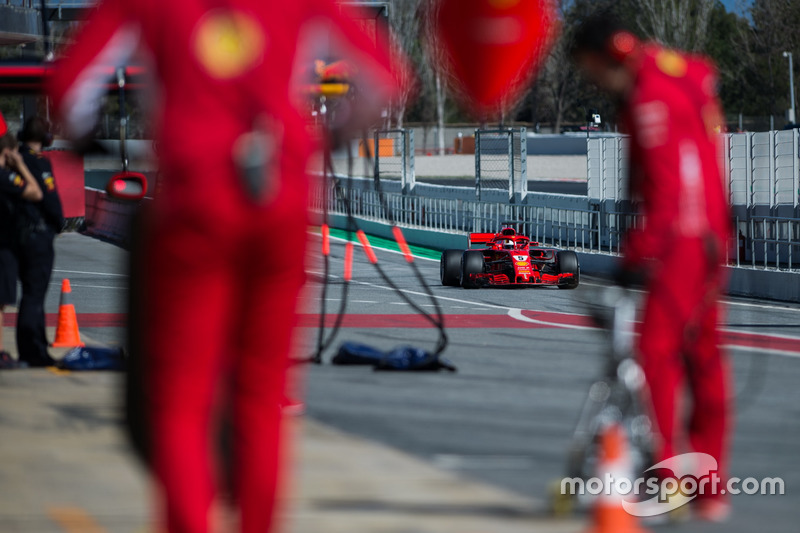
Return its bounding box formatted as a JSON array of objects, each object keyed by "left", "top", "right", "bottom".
[{"left": 50, "top": 232, "right": 799, "bottom": 532}]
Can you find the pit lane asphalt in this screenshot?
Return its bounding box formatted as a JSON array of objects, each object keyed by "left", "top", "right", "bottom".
[
  {"left": 49, "top": 231, "right": 800, "bottom": 532},
  {"left": 300, "top": 234, "right": 800, "bottom": 533}
]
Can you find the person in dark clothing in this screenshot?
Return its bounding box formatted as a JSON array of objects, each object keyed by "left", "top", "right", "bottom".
[
  {"left": 14, "top": 117, "right": 64, "bottom": 367},
  {"left": 0, "top": 121, "right": 44, "bottom": 369}
]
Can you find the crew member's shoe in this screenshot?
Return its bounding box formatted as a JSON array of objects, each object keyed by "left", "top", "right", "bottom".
[
  {"left": 19, "top": 353, "right": 56, "bottom": 368},
  {"left": 0, "top": 351, "right": 23, "bottom": 369},
  {"left": 693, "top": 498, "right": 731, "bottom": 523}
]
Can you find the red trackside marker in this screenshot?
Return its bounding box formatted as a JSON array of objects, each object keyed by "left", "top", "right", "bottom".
[
  {"left": 392, "top": 226, "right": 414, "bottom": 263},
  {"left": 356, "top": 230, "right": 378, "bottom": 264},
  {"left": 344, "top": 241, "right": 354, "bottom": 281},
  {"left": 322, "top": 224, "right": 330, "bottom": 256}
]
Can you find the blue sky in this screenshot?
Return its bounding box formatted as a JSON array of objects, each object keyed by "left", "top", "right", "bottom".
[{"left": 721, "top": 0, "right": 752, "bottom": 16}]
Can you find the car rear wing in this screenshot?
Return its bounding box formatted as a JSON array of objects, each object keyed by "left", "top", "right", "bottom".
[{"left": 469, "top": 233, "right": 496, "bottom": 247}]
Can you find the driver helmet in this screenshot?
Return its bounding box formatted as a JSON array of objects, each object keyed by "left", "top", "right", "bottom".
[{"left": 503, "top": 239, "right": 515, "bottom": 250}]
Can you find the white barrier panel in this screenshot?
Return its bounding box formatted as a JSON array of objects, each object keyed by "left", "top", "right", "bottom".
[{"left": 588, "top": 130, "right": 800, "bottom": 209}]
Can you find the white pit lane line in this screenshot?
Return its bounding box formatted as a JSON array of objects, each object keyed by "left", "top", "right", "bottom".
[
  {"left": 320, "top": 230, "right": 800, "bottom": 314},
  {"left": 49, "top": 281, "right": 128, "bottom": 290},
  {"left": 311, "top": 232, "right": 800, "bottom": 354},
  {"left": 314, "top": 272, "right": 800, "bottom": 359},
  {"left": 53, "top": 269, "right": 128, "bottom": 277}
]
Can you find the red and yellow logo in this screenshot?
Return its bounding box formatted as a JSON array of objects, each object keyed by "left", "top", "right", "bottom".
[
  {"left": 193, "top": 10, "right": 265, "bottom": 79},
  {"left": 44, "top": 176, "right": 55, "bottom": 192},
  {"left": 655, "top": 50, "right": 687, "bottom": 78},
  {"left": 12, "top": 174, "right": 23, "bottom": 187}
]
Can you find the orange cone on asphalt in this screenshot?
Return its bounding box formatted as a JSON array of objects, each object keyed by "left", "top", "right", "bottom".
[
  {"left": 586, "top": 423, "right": 649, "bottom": 533},
  {"left": 52, "top": 279, "right": 84, "bottom": 348}
]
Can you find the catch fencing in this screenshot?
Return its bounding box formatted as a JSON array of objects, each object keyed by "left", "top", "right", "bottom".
[
  {"left": 340, "top": 127, "right": 800, "bottom": 271},
  {"left": 587, "top": 130, "right": 800, "bottom": 211},
  {"left": 312, "top": 176, "right": 800, "bottom": 271},
  {"left": 474, "top": 128, "right": 527, "bottom": 201},
  {"left": 313, "top": 178, "right": 637, "bottom": 255},
  {"left": 586, "top": 130, "right": 800, "bottom": 269},
  {"left": 371, "top": 127, "right": 529, "bottom": 201},
  {"left": 372, "top": 129, "right": 415, "bottom": 193}
]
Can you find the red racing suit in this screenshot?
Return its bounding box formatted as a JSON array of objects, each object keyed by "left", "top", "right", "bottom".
[
  {"left": 48, "top": 2, "right": 399, "bottom": 532},
  {"left": 620, "top": 45, "right": 732, "bottom": 497}
]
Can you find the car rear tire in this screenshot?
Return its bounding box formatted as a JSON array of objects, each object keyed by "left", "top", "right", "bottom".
[
  {"left": 557, "top": 251, "right": 580, "bottom": 289},
  {"left": 461, "top": 250, "right": 485, "bottom": 289},
  {"left": 440, "top": 249, "right": 463, "bottom": 286}
]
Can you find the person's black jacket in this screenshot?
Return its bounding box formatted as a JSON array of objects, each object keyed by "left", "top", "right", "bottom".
[{"left": 19, "top": 145, "right": 64, "bottom": 235}]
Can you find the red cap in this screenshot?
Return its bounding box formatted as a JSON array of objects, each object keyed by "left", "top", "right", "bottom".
[{"left": 0, "top": 111, "right": 6, "bottom": 136}]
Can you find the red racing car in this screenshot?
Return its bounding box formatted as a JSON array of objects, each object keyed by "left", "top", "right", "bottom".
[{"left": 440, "top": 226, "right": 580, "bottom": 289}]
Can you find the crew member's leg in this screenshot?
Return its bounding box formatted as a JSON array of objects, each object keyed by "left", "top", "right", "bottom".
[
  {"left": 16, "top": 231, "right": 55, "bottom": 366},
  {"left": 685, "top": 289, "right": 730, "bottom": 499},
  {"left": 0, "top": 246, "right": 18, "bottom": 366},
  {"left": 232, "top": 204, "right": 307, "bottom": 533},
  {"left": 145, "top": 184, "right": 240, "bottom": 533},
  {"left": 639, "top": 279, "right": 687, "bottom": 464}
]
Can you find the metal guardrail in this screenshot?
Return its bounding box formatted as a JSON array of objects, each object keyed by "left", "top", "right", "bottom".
[
  {"left": 313, "top": 178, "right": 800, "bottom": 272},
  {"left": 312, "top": 179, "right": 642, "bottom": 255},
  {"left": 736, "top": 215, "right": 800, "bottom": 270}
]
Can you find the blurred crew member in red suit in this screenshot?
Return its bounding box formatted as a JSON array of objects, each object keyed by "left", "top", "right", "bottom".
[
  {"left": 571, "top": 12, "right": 732, "bottom": 522},
  {"left": 49, "top": 1, "right": 403, "bottom": 531}
]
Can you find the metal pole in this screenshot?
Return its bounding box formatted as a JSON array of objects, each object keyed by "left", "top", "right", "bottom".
[
  {"left": 407, "top": 129, "right": 415, "bottom": 194},
  {"left": 373, "top": 129, "right": 379, "bottom": 183},
  {"left": 792, "top": 52, "right": 796, "bottom": 123},
  {"left": 519, "top": 127, "right": 527, "bottom": 203},
  {"left": 39, "top": 0, "right": 51, "bottom": 58},
  {"left": 401, "top": 130, "right": 407, "bottom": 193},
  {"left": 116, "top": 68, "right": 128, "bottom": 172},
  {"left": 475, "top": 128, "right": 481, "bottom": 200},
  {"left": 785, "top": 52, "right": 796, "bottom": 124},
  {"left": 507, "top": 129, "right": 514, "bottom": 202}
]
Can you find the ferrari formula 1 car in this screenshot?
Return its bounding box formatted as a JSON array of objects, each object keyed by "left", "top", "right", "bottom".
[{"left": 440, "top": 226, "right": 580, "bottom": 289}]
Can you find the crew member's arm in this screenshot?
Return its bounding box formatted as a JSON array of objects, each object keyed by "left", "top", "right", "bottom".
[
  {"left": 31, "top": 157, "right": 65, "bottom": 230},
  {"left": 48, "top": 0, "right": 139, "bottom": 141},
  {"left": 5, "top": 151, "right": 43, "bottom": 202}
]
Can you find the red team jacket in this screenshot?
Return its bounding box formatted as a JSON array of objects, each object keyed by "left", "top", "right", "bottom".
[{"left": 621, "top": 45, "right": 730, "bottom": 271}]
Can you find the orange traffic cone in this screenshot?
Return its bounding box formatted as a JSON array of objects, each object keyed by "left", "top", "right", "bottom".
[
  {"left": 52, "top": 279, "right": 84, "bottom": 348},
  {"left": 586, "top": 423, "right": 649, "bottom": 533}
]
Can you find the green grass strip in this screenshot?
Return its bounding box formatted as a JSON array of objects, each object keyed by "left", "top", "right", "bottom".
[{"left": 325, "top": 227, "right": 442, "bottom": 261}]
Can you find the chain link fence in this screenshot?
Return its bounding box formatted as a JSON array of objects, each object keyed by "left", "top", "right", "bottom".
[
  {"left": 475, "top": 128, "right": 527, "bottom": 200},
  {"left": 371, "top": 129, "right": 414, "bottom": 191}
]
